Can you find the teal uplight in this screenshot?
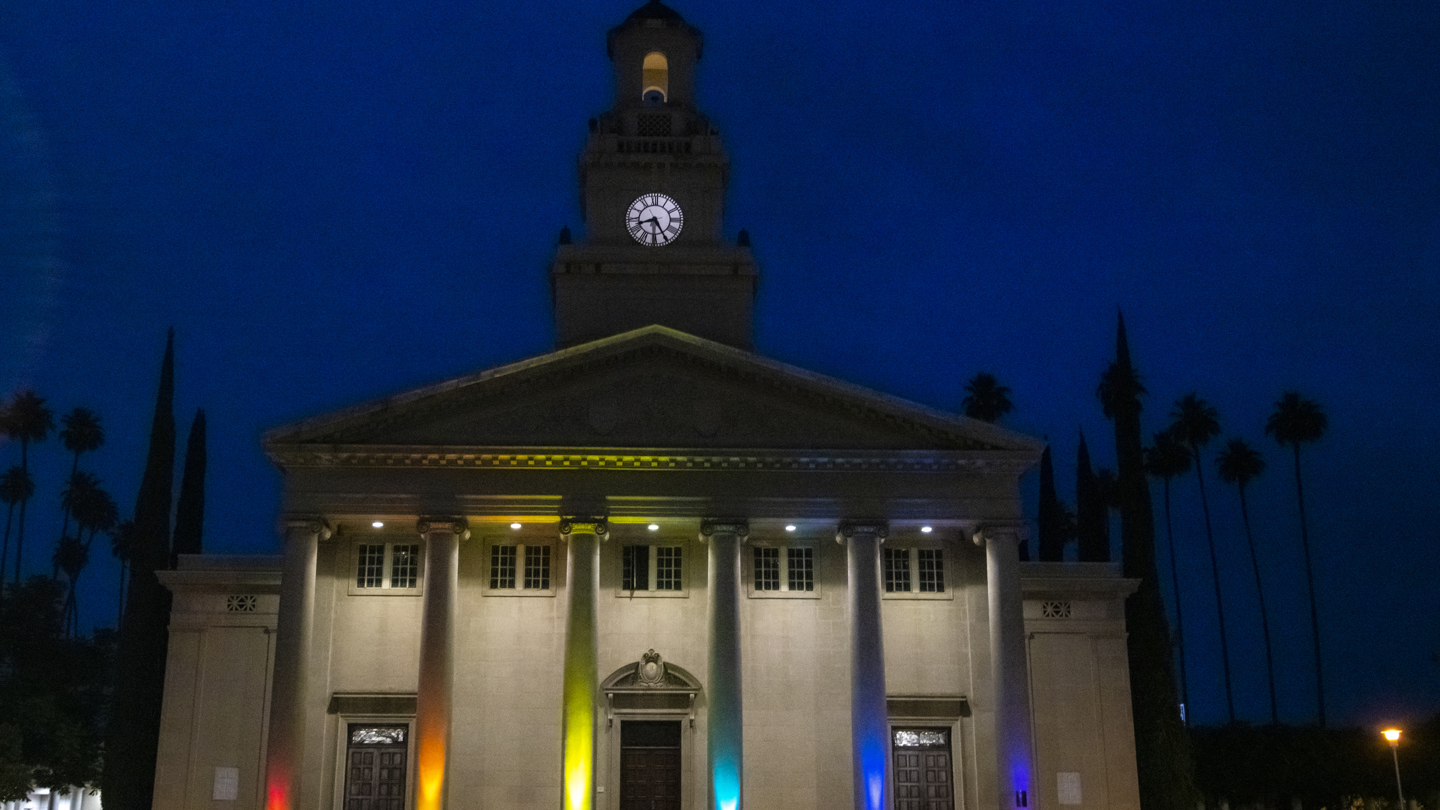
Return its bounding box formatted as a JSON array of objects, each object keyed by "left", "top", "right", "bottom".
[{"left": 713, "top": 760, "right": 740, "bottom": 810}]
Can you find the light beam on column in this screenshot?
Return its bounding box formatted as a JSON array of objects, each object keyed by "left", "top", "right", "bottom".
[
  {"left": 840, "top": 521, "right": 890, "bottom": 810},
  {"left": 975, "top": 523, "right": 1037, "bottom": 810},
  {"left": 561, "top": 517, "right": 606, "bottom": 810},
  {"left": 264, "top": 517, "right": 328, "bottom": 810},
  {"left": 702, "top": 519, "right": 748, "bottom": 810},
  {"left": 415, "top": 518, "right": 465, "bottom": 810}
]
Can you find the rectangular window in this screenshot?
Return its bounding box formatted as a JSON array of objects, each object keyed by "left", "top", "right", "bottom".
[
  {"left": 623, "top": 545, "right": 650, "bottom": 591},
  {"left": 490, "top": 545, "right": 517, "bottom": 589},
  {"left": 621, "top": 545, "right": 684, "bottom": 593},
  {"left": 353, "top": 542, "right": 422, "bottom": 594},
  {"left": 917, "top": 549, "right": 945, "bottom": 593},
  {"left": 884, "top": 548, "right": 912, "bottom": 593},
  {"left": 754, "top": 547, "right": 781, "bottom": 591},
  {"left": 655, "top": 547, "right": 682, "bottom": 590},
  {"left": 787, "top": 547, "right": 814, "bottom": 592},
  {"left": 357, "top": 544, "right": 386, "bottom": 589},
  {"left": 524, "top": 545, "right": 551, "bottom": 590},
  {"left": 390, "top": 544, "right": 420, "bottom": 589}
]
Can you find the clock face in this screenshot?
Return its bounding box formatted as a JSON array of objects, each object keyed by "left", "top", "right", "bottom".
[{"left": 626, "top": 193, "right": 683, "bottom": 246}]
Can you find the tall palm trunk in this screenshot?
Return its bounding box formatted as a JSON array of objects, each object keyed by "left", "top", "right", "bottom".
[
  {"left": 1292, "top": 443, "right": 1325, "bottom": 727},
  {"left": 13, "top": 498, "right": 28, "bottom": 584},
  {"left": 1192, "top": 444, "right": 1235, "bottom": 723},
  {"left": 1237, "top": 482, "right": 1278, "bottom": 723},
  {"left": 116, "top": 560, "right": 127, "bottom": 625},
  {"left": 1161, "top": 478, "right": 1189, "bottom": 720},
  {"left": 1, "top": 502, "right": 13, "bottom": 586}
]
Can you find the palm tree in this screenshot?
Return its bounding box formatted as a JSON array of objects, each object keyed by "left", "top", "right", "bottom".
[
  {"left": 4, "top": 390, "right": 54, "bottom": 583},
  {"left": 53, "top": 535, "right": 88, "bottom": 637},
  {"left": 58, "top": 472, "right": 102, "bottom": 579},
  {"left": 1265, "top": 392, "right": 1329, "bottom": 727},
  {"left": 62, "top": 480, "right": 116, "bottom": 636},
  {"left": 56, "top": 407, "right": 105, "bottom": 544},
  {"left": 962, "top": 372, "right": 1013, "bottom": 423},
  {"left": 1169, "top": 392, "right": 1234, "bottom": 722},
  {"left": 1216, "top": 437, "right": 1277, "bottom": 724},
  {"left": 1, "top": 466, "right": 34, "bottom": 587},
  {"left": 1145, "top": 427, "right": 1193, "bottom": 718},
  {"left": 111, "top": 520, "right": 136, "bottom": 625}
]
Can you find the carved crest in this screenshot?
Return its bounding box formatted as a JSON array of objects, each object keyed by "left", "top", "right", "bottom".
[{"left": 637, "top": 649, "right": 666, "bottom": 687}]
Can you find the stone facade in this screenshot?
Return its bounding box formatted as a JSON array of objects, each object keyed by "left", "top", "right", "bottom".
[{"left": 150, "top": 4, "right": 1143, "bottom": 809}]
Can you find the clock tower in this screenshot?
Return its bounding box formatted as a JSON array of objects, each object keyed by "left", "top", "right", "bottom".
[{"left": 550, "top": 0, "right": 758, "bottom": 349}]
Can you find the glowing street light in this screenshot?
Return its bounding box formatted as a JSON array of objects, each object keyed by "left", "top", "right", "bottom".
[{"left": 1382, "top": 728, "right": 1404, "bottom": 808}]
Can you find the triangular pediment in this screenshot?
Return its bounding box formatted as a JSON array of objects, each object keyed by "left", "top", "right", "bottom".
[{"left": 263, "top": 327, "right": 1040, "bottom": 455}]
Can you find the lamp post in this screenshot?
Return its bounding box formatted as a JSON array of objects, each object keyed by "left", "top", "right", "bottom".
[{"left": 1382, "top": 728, "right": 1404, "bottom": 809}]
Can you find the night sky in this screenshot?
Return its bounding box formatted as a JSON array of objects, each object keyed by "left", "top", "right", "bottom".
[{"left": 2, "top": 0, "right": 1437, "bottom": 729}]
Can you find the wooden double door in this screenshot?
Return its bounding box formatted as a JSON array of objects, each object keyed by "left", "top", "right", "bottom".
[
  {"left": 892, "top": 727, "right": 955, "bottom": 810},
  {"left": 620, "top": 720, "right": 682, "bottom": 810}
]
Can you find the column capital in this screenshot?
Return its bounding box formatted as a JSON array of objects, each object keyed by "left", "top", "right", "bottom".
[
  {"left": 559, "top": 516, "right": 608, "bottom": 538},
  {"left": 835, "top": 520, "right": 888, "bottom": 545},
  {"left": 417, "top": 517, "right": 469, "bottom": 539},
  {"left": 279, "top": 515, "right": 331, "bottom": 540},
  {"left": 970, "top": 521, "right": 1029, "bottom": 547},
  {"left": 698, "top": 518, "right": 749, "bottom": 542}
]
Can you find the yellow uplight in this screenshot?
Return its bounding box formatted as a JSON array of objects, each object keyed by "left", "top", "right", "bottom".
[{"left": 1383, "top": 728, "right": 1402, "bottom": 742}]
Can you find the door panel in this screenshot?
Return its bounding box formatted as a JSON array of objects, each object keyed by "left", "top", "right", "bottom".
[
  {"left": 621, "top": 721, "right": 682, "bottom": 810},
  {"left": 893, "top": 728, "right": 954, "bottom": 810}
]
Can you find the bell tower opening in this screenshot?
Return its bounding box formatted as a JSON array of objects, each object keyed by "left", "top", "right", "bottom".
[{"left": 642, "top": 52, "right": 668, "bottom": 103}]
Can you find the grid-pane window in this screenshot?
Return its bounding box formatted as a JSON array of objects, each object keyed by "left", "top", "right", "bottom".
[
  {"left": 787, "top": 547, "right": 814, "bottom": 592},
  {"left": 754, "top": 547, "right": 780, "bottom": 591},
  {"left": 490, "top": 545, "right": 517, "bottom": 589},
  {"left": 524, "top": 545, "right": 551, "bottom": 590},
  {"left": 655, "top": 547, "right": 682, "bottom": 590},
  {"left": 390, "top": 544, "right": 420, "bottom": 589},
  {"left": 357, "top": 545, "right": 385, "bottom": 588},
  {"left": 623, "top": 545, "right": 650, "bottom": 591},
  {"left": 884, "top": 548, "right": 911, "bottom": 593},
  {"left": 917, "top": 549, "right": 945, "bottom": 593}
]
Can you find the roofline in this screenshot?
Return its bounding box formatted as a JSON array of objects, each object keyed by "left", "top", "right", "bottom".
[{"left": 262, "top": 325, "right": 1044, "bottom": 455}]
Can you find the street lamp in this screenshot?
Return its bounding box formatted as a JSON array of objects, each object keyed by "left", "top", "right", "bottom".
[{"left": 1382, "top": 728, "right": 1404, "bottom": 809}]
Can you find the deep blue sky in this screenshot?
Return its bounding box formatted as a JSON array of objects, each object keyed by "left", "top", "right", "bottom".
[{"left": 2, "top": 0, "right": 1437, "bottom": 728}]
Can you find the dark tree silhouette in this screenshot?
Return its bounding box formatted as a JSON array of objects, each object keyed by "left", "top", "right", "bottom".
[
  {"left": 1145, "top": 426, "right": 1193, "bottom": 718},
  {"left": 52, "top": 536, "right": 88, "bottom": 638},
  {"left": 109, "top": 521, "right": 136, "bottom": 625},
  {"left": 1217, "top": 437, "right": 1277, "bottom": 724},
  {"left": 56, "top": 472, "right": 101, "bottom": 580},
  {"left": 961, "top": 372, "right": 1013, "bottom": 423},
  {"left": 1075, "top": 433, "right": 1109, "bottom": 562},
  {"left": 55, "top": 407, "right": 104, "bottom": 550},
  {"left": 171, "top": 409, "right": 207, "bottom": 561},
  {"left": 1037, "top": 444, "right": 1067, "bottom": 561},
  {"left": 1098, "top": 313, "right": 1196, "bottom": 809},
  {"left": 103, "top": 330, "right": 176, "bottom": 810},
  {"left": 1095, "top": 466, "right": 1119, "bottom": 561},
  {"left": 1, "top": 466, "right": 34, "bottom": 587},
  {"left": 3, "top": 391, "right": 54, "bottom": 584},
  {"left": 1265, "top": 391, "right": 1329, "bottom": 727},
  {"left": 60, "top": 476, "right": 116, "bottom": 635},
  {"left": 1169, "top": 392, "right": 1234, "bottom": 723}
]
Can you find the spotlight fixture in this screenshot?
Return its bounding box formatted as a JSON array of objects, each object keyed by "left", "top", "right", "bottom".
[
  {"left": 648, "top": 524, "right": 660, "bottom": 531},
  {"left": 785, "top": 525, "right": 797, "bottom": 532},
  {"left": 371, "top": 521, "right": 384, "bottom": 529},
  {"left": 921, "top": 526, "right": 933, "bottom": 533},
  {"left": 510, "top": 522, "right": 522, "bottom": 529}
]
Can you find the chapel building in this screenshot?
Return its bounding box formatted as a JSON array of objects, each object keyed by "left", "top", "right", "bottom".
[{"left": 152, "top": 4, "right": 1143, "bottom": 810}]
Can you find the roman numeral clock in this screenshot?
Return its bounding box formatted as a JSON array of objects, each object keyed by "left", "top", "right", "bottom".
[{"left": 626, "top": 193, "right": 684, "bottom": 246}]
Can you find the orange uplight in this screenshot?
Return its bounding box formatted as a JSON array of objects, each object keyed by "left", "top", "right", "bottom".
[
  {"left": 266, "top": 781, "right": 290, "bottom": 810},
  {"left": 1383, "top": 728, "right": 1402, "bottom": 743},
  {"left": 416, "top": 734, "right": 446, "bottom": 810}
]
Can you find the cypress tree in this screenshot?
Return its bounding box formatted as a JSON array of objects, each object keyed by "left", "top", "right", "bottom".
[
  {"left": 1036, "top": 445, "right": 1066, "bottom": 561},
  {"left": 1098, "top": 313, "right": 1197, "bottom": 809},
  {"left": 171, "top": 408, "right": 206, "bottom": 561},
  {"left": 1075, "top": 432, "right": 1110, "bottom": 562},
  {"left": 102, "top": 329, "right": 176, "bottom": 810}
]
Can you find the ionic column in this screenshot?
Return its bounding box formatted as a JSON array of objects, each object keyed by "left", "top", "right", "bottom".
[
  {"left": 560, "top": 517, "right": 607, "bottom": 810},
  {"left": 975, "top": 524, "right": 1037, "bottom": 810},
  {"left": 839, "top": 521, "right": 890, "bottom": 810},
  {"left": 415, "top": 517, "right": 465, "bottom": 810},
  {"left": 264, "top": 516, "right": 329, "bottom": 810},
  {"left": 701, "top": 519, "right": 748, "bottom": 810}
]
